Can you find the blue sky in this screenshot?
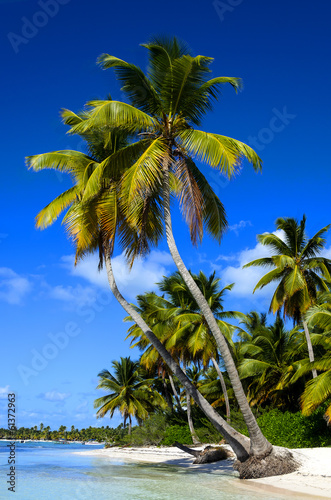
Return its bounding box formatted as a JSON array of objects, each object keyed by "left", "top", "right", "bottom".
[{"left": 1, "top": 0, "right": 331, "bottom": 430}]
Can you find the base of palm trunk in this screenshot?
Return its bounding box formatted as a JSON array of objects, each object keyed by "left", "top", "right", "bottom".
[{"left": 234, "top": 447, "right": 299, "bottom": 479}]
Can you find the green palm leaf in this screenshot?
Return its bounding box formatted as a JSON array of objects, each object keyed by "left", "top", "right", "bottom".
[
  {"left": 69, "top": 100, "right": 158, "bottom": 135},
  {"left": 301, "top": 371, "right": 331, "bottom": 415},
  {"left": 178, "top": 129, "right": 261, "bottom": 176},
  {"left": 35, "top": 186, "right": 79, "bottom": 229}
]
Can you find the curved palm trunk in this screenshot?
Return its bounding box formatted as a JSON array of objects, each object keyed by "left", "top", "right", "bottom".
[
  {"left": 128, "top": 415, "right": 132, "bottom": 435},
  {"left": 168, "top": 373, "right": 182, "bottom": 410},
  {"left": 104, "top": 252, "right": 251, "bottom": 461},
  {"left": 211, "top": 356, "right": 231, "bottom": 423},
  {"left": 162, "top": 377, "right": 174, "bottom": 411},
  {"left": 162, "top": 167, "right": 272, "bottom": 458},
  {"left": 302, "top": 319, "right": 317, "bottom": 379},
  {"left": 182, "top": 364, "right": 200, "bottom": 444}
]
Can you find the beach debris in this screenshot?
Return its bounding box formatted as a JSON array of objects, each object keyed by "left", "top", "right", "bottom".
[{"left": 173, "top": 442, "right": 232, "bottom": 464}]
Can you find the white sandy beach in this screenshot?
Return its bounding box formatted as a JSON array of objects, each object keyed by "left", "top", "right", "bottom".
[{"left": 74, "top": 445, "right": 331, "bottom": 499}]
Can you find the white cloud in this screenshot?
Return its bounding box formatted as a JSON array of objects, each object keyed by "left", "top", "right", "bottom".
[
  {"left": 0, "top": 268, "right": 32, "bottom": 304},
  {"left": 0, "top": 386, "right": 10, "bottom": 399},
  {"left": 39, "top": 391, "right": 71, "bottom": 402},
  {"left": 228, "top": 220, "right": 252, "bottom": 235},
  {"left": 61, "top": 250, "right": 175, "bottom": 300},
  {"left": 216, "top": 232, "right": 285, "bottom": 300},
  {"left": 48, "top": 284, "right": 98, "bottom": 308},
  {"left": 321, "top": 246, "right": 331, "bottom": 260}
]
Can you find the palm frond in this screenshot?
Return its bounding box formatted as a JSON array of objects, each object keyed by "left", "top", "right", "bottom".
[
  {"left": 69, "top": 100, "right": 158, "bottom": 135},
  {"left": 178, "top": 129, "right": 262, "bottom": 177}
]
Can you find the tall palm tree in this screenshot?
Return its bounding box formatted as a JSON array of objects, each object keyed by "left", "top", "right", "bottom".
[
  {"left": 94, "top": 357, "right": 165, "bottom": 433},
  {"left": 243, "top": 216, "right": 331, "bottom": 378},
  {"left": 28, "top": 111, "right": 253, "bottom": 462},
  {"left": 72, "top": 37, "right": 271, "bottom": 458}
]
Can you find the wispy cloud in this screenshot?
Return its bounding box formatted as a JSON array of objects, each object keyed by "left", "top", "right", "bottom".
[
  {"left": 0, "top": 268, "right": 32, "bottom": 304},
  {"left": 47, "top": 284, "right": 98, "bottom": 309},
  {"left": 38, "top": 391, "right": 71, "bottom": 402},
  {"left": 214, "top": 230, "right": 286, "bottom": 302},
  {"left": 228, "top": 220, "right": 252, "bottom": 236},
  {"left": 0, "top": 386, "right": 10, "bottom": 399}
]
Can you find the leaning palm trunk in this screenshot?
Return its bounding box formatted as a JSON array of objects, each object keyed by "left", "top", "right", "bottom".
[
  {"left": 162, "top": 166, "right": 272, "bottom": 458},
  {"left": 182, "top": 364, "right": 200, "bottom": 444},
  {"left": 302, "top": 319, "right": 317, "bottom": 379},
  {"left": 168, "top": 373, "right": 182, "bottom": 410},
  {"left": 104, "top": 251, "right": 251, "bottom": 461},
  {"left": 211, "top": 356, "right": 231, "bottom": 423}
]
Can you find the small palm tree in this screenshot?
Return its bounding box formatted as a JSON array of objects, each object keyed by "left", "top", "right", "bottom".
[
  {"left": 160, "top": 271, "right": 243, "bottom": 423},
  {"left": 94, "top": 357, "right": 166, "bottom": 433},
  {"left": 244, "top": 216, "right": 331, "bottom": 378}
]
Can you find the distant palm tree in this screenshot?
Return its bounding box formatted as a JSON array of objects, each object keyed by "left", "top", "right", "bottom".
[
  {"left": 94, "top": 357, "right": 166, "bottom": 433},
  {"left": 160, "top": 270, "right": 243, "bottom": 423},
  {"left": 244, "top": 216, "right": 331, "bottom": 378},
  {"left": 238, "top": 317, "right": 305, "bottom": 410}
]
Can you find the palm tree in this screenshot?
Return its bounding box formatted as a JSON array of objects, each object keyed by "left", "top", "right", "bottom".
[
  {"left": 162, "top": 271, "right": 244, "bottom": 423},
  {"left": 200, "top": 367, "right": 234, "bottom": 412},
  {"left": 127, "top": 272, "right": 237, "bottom": 424},
  {"left": 28, "top": 111, "right": 255, "bottom": 462},
  {"left": 238, "top": 317, "right": 306, "bottom": 410},
  {"left": 126, "top": 290, "right": 202, "bottom": 443},
  {"left": 73, "top": 37, "right": 271, "bottom": 459},
  {"left": 94, "top": 357, "right": 165, "bottom": 433},
  {"left": 126, "top": 291, "right": 184, "bottom": 410},
  {"left": 243, "top": 216, "right": 331, "bottom": 378}
]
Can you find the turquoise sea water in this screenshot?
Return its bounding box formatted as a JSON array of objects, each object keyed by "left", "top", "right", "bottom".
[{"left": 0, "top": 441, "right": 299, "bottom": 499}]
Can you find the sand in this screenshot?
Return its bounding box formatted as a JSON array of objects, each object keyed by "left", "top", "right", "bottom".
[{"left": 74, "top": 445, "right": 331, "bottom": 499}]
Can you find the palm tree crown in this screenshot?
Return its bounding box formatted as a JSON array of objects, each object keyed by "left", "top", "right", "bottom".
[
  {"left": 244, "top": 216, "right": 331, "bottom": 322},
  {"left": 94, "top": 356, "right": 165, "bottom": 433},
  {"left": 67, "top": 36, "right": 261, "bottom": 248}
]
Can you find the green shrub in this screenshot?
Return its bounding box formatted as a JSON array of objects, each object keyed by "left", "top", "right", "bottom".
[
  {"left": 125, "top": 414, "right": 168, "bottom": 446},
  {"left": 255, "top": 407, "right": 331, "bottom": 448},
  {"left": 161, "top": 425, "right": 193, "bottom": 446}
]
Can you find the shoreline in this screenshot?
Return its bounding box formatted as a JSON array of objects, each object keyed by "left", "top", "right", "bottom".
[
  {"left": 0, "top": 439, "right": 104, "bottom": 445},
  {"left": 73, "top": 445, "right": 331, "bottom": 499}
]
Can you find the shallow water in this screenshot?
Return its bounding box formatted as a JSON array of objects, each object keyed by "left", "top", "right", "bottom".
[{"left": 0, "top": 441, "right": 297, "bottom": 499}]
